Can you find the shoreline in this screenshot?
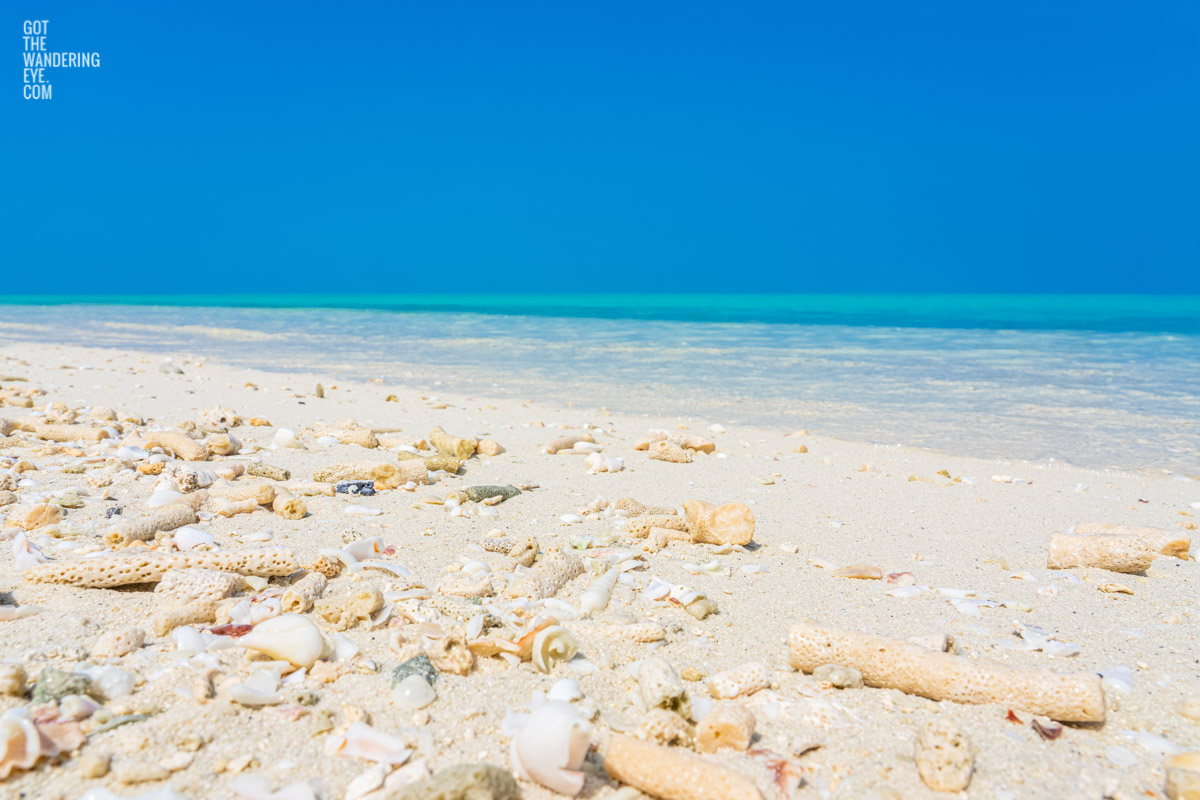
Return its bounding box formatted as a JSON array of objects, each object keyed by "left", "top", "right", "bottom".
[{"left": 0, "top": 342, "right": 1197, "bottom": 799}]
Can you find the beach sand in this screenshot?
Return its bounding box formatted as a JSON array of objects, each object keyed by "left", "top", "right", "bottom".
[{"left": 1, "top": 342, "right": 1197, "bottom": 800}]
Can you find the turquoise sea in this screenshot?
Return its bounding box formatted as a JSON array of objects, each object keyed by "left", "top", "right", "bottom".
[{"left": 1, "top": 294, "right": 1198, "bottom": 473}]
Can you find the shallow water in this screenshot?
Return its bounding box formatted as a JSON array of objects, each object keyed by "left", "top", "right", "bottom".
[{"left": 1, "top": 298, "right": 1198, "bottom": 473}]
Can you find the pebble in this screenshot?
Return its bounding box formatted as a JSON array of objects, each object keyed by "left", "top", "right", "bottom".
[
  {"left": 31, "top": 667, "right": 94, "bottom": 704},
  {"left": 392, "top": 654, "right": 439, "bottom": 686}
]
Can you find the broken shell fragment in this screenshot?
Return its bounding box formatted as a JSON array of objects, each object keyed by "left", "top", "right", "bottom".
[
  {"left": 831, "top": 563, "right": 883, "bottom": 580},
  {"left": 683, "top": 500, "right": 755, "bottom": 546},
  {"left": 510, "top": 701, "right": 591, "bottom": 796},
  {"left": 238, "top": 614, "right": 329, "bottom": 668},
  {"left": 325, "top": 721, "right": 413, "bottom": 765}
]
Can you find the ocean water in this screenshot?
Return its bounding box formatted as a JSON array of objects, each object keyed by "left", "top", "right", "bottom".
[{"left": 1, "top": 295, "right": 1198, "bottom": 473}]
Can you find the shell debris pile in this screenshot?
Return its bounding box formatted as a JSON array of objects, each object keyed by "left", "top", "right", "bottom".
[{"left": 0, "top": 349, "right": 1197, "bottom": 800}]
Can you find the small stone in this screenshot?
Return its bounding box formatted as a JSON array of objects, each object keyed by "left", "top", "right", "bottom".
[
  {"left": 391, "top": 763, "right": 521, "bottom": 800},
  {"left": 477, "top": 439, "right": 504, "bottom": 456},
  {"left": 914, "top": 720, "right": 974, "bottom": 792},
  {"left": 78, "top": 754, "right": 110, "bottom": 779},
  {"left": 295, "top": 690, "right": 320, "bottom": 706},
  {"left": 464, "top": 485, "right": 521, "bottom": 503},
  {"left": 685, "top": 596, "right": 718, "bottom": 620},
  {"left": 1099, "top": 582, "right": 1134, "bottom": 595},
  {"left": 32, "top": 667, "right": 94, "bottom": 704},
  {"left": 158, "top": 362, "right": 184, "bottom": 374},
  {"left": 392, "top": 675, "right": 436, "bottom": 711},
  {"left": 812, "top": 663, "right": 863, "bottom": 689},
  {"left": 679, "top": 666, "right": 704, "bottom": 682},
  {"left": 392, "top": 654, "right": 439, "bottom": 686}
]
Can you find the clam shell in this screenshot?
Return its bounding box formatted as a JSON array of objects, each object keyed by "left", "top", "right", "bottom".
[{"left": 239, "top": 614, "right": 329, "bottom": 668}]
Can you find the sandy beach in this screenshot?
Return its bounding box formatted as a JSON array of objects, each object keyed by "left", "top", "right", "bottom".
[{"left": 1, "top": 341, "right": 1197, "bottom": 800}]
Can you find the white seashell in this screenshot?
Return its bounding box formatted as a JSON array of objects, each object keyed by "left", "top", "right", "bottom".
[
  {"left": 147, "top": 489, "right": 187, "bottom": 509},
  {"left": 559, "top": 514, "right": 583, "bottom": 524},
  {"left": 78, "top": 665, "right": 135, "bottom": 700},
  {"left": 579, "top": 567, "right": 618, "bottom": 616},
  {"left": 114, "top": 446, "right": 149, "bottom": 460},
  {"left": 238, "top": 614, "right": 329, "bottom": 668},
  {"left": 344, "top": 536, "right": 384, "bottom": 560},
  {"left": 391, "top": 675, "right": 436, "bottom": 710},
  {"left": 345, "top": 505, "right": 383, "bottom": 517},
  {"left": 1041, "top": 640, "right": 1081, "bottom": 658},
  {"left": 232, "top": 774, "right": 317, "bottom": 800},
  {"left": 641, "top": 577, "right": 672, "bottom": 601},
  {"left": 548, "top": 678, "right": 583, "bottom": 703},
  {"left": 230, "top": 667, "right": 283, "bottom": 706},
  {"left": 329, "top": 633, "right": 360, "bottom": 662},
  {"left": 1105, "top": 745, "right": 1137, "bottom": 767},
  {"left": 1116, "top": 729, "right": 1183, "bottom": 758},
  {"left": 344, "top": 765, "right": 388, "bottom": 800},
  {"left": 271, "top": 428, "right": 305, "bottom": 450},
  {"left": 466, "top": 613, "right": 486, "bottom": 640},
  {"left": 585, "top": 453, "right": 624, "bottom": 474},
  {"left": 319, "top": 547, "right": 358, "bottom": 567},
  {"left": 531, "top": 625, "right": 579, "bottom": 673},
  {"left": 324, "top": 721, "right": 412, "bottom": 765},
  {"left": 173, "top": 526, "right": 214, "bottom": 551},
  {"left": 0, "top": 708, "right": 43, "bottom": 779},
  {"left": 886, "top": 585, "right": 930, "bottom": 598},
  {"left": 171, "top": 626, "right": 234, "bottom": 653},
  {"left": 350, "top": 561, "right": 411, "bottom": 578},
  {"left": 571, "top": 442, "right": 603, "bottom": 453},
  {"left": 58, "top": 694, "right": 101, "bottom": 720},
  {"left": 12, "top": 532, "right": 48, "bottom": 571},
  {"left": 510, "top": 701, "right": 591, "bottom": 796},
  {"left": 316, "top": 435, "right": 340, "bottom": 447}
]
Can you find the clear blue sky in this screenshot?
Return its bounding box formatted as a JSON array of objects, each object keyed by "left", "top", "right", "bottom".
[{"left": 5, "top": 1, "right": 1198, "bottom": 293}]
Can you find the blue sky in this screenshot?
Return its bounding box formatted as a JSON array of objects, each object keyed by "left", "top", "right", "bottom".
[{"left": 5, "top": 1, "right": 1198, "bottom": 293}]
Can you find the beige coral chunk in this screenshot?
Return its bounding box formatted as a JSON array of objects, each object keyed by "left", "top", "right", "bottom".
[
  {"left": 787, "top": 622, "right": 1105, "bottom": 722},
  {"left": 615, "top": 498, "right": 677, "bottom": 517},
  {"left": 506, "top": 547, "right": 583, "bottom": 599},
  {"left": 1074, "top": 522, "right": 1191, "bottom": 559},
  {"left": 707, "top": 662, "right": 768, "bottom": 700},
  {"left": 438, "top": 572, "right": 495, "bottom": 598},
  {"left": 152, "top": 600, "right": 218, "bottom": 636},
  {"left": 648, "top": 440, "right": 692, "bottom": 463},
  {"left": 335, "top": 429, "right": 378, "bottom": 448},
  {"left": 125, "top": 431, "right": 208, "bottom": 461},
  {"left": 637, "top": 709, "right": 695, "bottom": 747},
  {"left": 312, "top": 461, "right": 423, "bottom": 490},
  {"left": 309, "top": 553, "right": 343, "bottom": 579},
  {"left": 280, "top": 571, "right": 327, "bottom": 614},
  {"left": 90, "top": 626, "right": 145, "bottom": 659},
  {"left": 155, "top": 568, "right": 241, "bottom": 602},
  {"left": 914, "top": 720, "right": 974, "bottom": 792},
  {"left": 423, "top": 628, "right": 474, "bottom": 675},
  {"left": 1047, "top": 533, "right": 1155, "bottom": 573},
  {"left": 628, "top": 515, "right": 685, "bottom": 539},
  {"left": 602, "top": 734, "right": 763, "bottom": 800},
  {"left": 671, "top": 432, "right": 715, "bottom": 453},
  {"left": 314, "top": 587, "right": 383, "bottom": 631},
  {"left": 683, "top": 500, "right": 755, "bottom": 546},
  {"left": 271, "top": 488, "right": 307, "bottom": 520},
  {"left": 21, "top": 422, "right": 111, "bottom": 443},
  {"left": 1165, "top": 752, "right": 1200, "bottom": 800},
  {"left": 0, "top": 664, "right": 27, "bottom": 696},
  {"left": 209, "top": 497, "right": 260, "bottom": 518},
  {"left": 206, "top": 433, "right": 241, "bottom": 456},
  {"left": 105, "top": 506, "right": 196, "bottom": 546},
  {"left": 696, "top": 702, "right": 756, "bottom": 753},
  {"left": 25, "top": 547, "right": 299, "bottom": 589},
  {"left": 4, "top": 502, "right": 62, "bottom": 530},
  {"left": 209, "top": 480, "right": 276, "bottom": 506},
  {"left": 543, "top": 433, "right": 594, "bottom": 454},
  {"left": 430, "top": 425, "right": 477, "bottom": 459}
]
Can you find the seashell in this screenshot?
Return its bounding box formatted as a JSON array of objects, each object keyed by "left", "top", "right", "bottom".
[
  {"left": 230, "top": 667, "right": 283, "bottom": 706},
  {"left": 0, "top": 605, "right": 40, "bottom": 621},
  {"left": 585, "top": 453, "right": 624, "bottom": 474},
  {"left": 510, "top": 701, "right": 591, "bottom": 796},
  {"left": 579, "top": 567, "right": 619, "bottom": 616},
  {"left": 0, "top": 708, "right": 42, "bottom": 779},
  {"left": 344, "top": 536, "right": 384, "bottom": 560},
  {"left": 271, "top": 428, "right": 305, "bottom": 449},
  {"left": 325, "top": 721, "right": 412, "bottom": 765},
  {"left": 78, "top": 665, "right": 136, "bottom": 700},
  {"left": 12, "top": 532, "right": 48, "bottom": 571},
  {"left": 886, "top": 585, "right": 930, "bottom": 598},
  {"left": 559, "top": 514, "right": 583, "bottom": 524},
  {"left": 173, "top": 526, "right": 215, "bottom": 551},
  {"left": 530, "top": 625, "right": 579, "bottom": 673},
  {"left": 548, "top": 678, "right": 582, "bottom": 703},
  {"left": 239, "top": 614, "right": 329, "bottom": 668},
  {"left": 147, "top": 489, "right": 188, "bottom": 509},
  {"left": 392, "top": 674, "right": 436, "bottom": 710},
  {"left": 58, "top": 694, "right": 101, "bottom": 720}
]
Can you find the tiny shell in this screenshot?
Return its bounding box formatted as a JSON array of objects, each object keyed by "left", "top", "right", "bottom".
[
  {"left": 271, "top": 428, "right": 305, "bottom": 450},
  {"left": 230, "top": 667, "right": 283, "bottom": 706},
  {"left": 831, "top": 564, "right": 882, "bottom": 580},
  {"left": 531, "top": 625, "right": 579, "bottom": 673},
  {"left": 324, "top": 721, "right": 412, "bottom": 765},
  {"left": 173, "top": 526, "right": 214, "bottom": 551}
]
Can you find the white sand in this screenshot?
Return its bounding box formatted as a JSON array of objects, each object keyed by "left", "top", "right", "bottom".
[{"left": 1, "top": 342, "right": 1197, "bottom": 800}]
